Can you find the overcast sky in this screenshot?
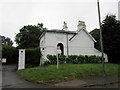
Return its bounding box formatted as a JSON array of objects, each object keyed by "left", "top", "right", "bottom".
[{"left": 0, "top": 0, "right": 119, "bottom": 46}]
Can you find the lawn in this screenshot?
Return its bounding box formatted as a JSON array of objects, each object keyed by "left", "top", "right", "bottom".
[{"left": 17, "top": 63, "right": 118, "bottom": 82}]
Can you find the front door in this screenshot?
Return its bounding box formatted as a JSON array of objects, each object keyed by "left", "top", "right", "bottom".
[{"left": 57, "top": 43, "right": 64, "bottom": 55}]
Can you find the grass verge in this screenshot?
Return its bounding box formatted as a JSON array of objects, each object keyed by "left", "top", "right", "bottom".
[{"left": 17, "top": 63, "right": 118, "bottom": 82}]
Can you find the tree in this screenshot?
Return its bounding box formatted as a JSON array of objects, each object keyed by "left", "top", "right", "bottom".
[
  {"left": 0, "top": 35, "right": 13, "bottom": 46},
  {"left": 101, "top": 14, "right": 120, "bottom": 63},
  {"left": 90, "top": 15, "right": 120, "bottom": 63},
  {"left": 15, "top": 23, "right": 47, "bottom": 48},
  {"left": 90, "top": 28, "right": 100, "bottom": 51}
]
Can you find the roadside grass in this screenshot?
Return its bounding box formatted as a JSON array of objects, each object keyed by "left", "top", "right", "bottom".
[{"left": 17, "top": 63, "right": 118, "bottom": 82}]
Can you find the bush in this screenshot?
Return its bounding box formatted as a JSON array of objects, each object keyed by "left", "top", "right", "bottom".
[
  {"left": 66, "top": 55, "right": 78, "bottom": 64},
  {"left": 47, "top": 55, "right": 57, "bottom": 64},
  {"left": 77, "top": 55, "right": 85, "bottom": 63},
  {"left": 88, "top": 55, "right": 97, "bottom": 63},
  {"left": 2, "top": 46, "right": 18, "bottom": 64},
  {"left": 58, "top": 55, "right": 66, "bottom": 64},
  {"left": 84, "top": 55, "right": 90, "bottom": 63},
  {"left": 47, "top": 55, "right": 67, "bottom": 64},
  {"left": 47, "top": 55, "right": 102, "bottom": 65},
  {"left": 25, "top": 47, "right": 41, "bottom": 68},
  {"left": 43, "top": 61, "right": 51, "bottom": 66}
]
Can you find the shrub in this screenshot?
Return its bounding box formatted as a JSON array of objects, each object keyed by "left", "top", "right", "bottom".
[
  {"left": 43, "top": 61, "right": 51, "bottom": 66},
  {"left": 58, "top": 55, "right": 66, "bottom": 64},
  {"left": 77, "top": 55, "right": 85, "bottom": 63},
  {"left": 47, "top": 55, "right": 66, "bottom": 64},
  {"left": 47, "top": 55, "right": 57, "bottom": 64},
  {"left": 47, "top": 55, "right": 102, "bottom": 65},
  {"left": 25, "top": 47, "right": 41, "bottom": 68},
  {"left": 66, "top": 55, "right": 78, "bottom": 64},
  {"left": 88, "top": 55, "right": 96, "bottom": 63}
]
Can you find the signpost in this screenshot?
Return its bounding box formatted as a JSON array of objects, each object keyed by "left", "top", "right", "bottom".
[{"left": 56, "top": 46, "right": 61, "bottom": 69}]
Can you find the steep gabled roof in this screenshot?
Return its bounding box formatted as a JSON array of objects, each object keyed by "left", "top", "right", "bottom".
[
  {"left": 39, "top": 31, "right": 46, "bottom": 40},
  {"left": 69, "top": 28, "right": 97, "bottom": 42}
]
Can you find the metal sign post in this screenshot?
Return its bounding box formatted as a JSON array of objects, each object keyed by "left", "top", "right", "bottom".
[
  {"left": 56, "top": 46, "right": 61, "bottom": 69},
  {"left": 57, "top": 53, "right": 59, "bottom": 69}
]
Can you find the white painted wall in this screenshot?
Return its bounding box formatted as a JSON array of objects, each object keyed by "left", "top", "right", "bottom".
[
  {"left": 18, "top": 49, "right": 25, "bottom": 70},
  {"left": 46, "top": 32, "right": 67, "bottom": 54},
  {"left": 40, "top": 29, "right": 108, "bottom": 63},
  {"left": 69, "top": 30, "right": 94, "bottom": 55},
  {"left": 40, "top": 32, "right": 68, "bottom": 63},
  {"left": 69, "top": 30, "right": 94, "bottom": 48}
]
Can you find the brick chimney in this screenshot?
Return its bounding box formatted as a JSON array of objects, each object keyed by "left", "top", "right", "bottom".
[
  {"left": 77, "top": 21, "right": 86, "bottom": 31},
  {"left": 62, "top": 21, "right": 68, "bottom": 30}
]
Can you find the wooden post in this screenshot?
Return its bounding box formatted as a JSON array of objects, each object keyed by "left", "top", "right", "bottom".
[{"left": 97, "top": 0, "right": 105, "bottom": 72}]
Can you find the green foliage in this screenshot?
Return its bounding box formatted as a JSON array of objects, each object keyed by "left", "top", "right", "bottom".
[
  {"left": 43, "top": 61, "right": 51, "bottom": 66},
  {"left": 66, "top": 55, "right": 78, "bottom": 64},
  {"left": 77, "top": 55, "right": 85, "bottom": 63},
  {"left": 18, "top": 63, "right": 118, "bottom": 82},
  {"left": 89, "top": 55, "right": 100, "bottom": 63},
  {"left": 89, "top": 29, "right": 100, "bottom": 51},
  {"left": 58, "top": 55, "right": 66, "bottom": 64},
  {"left": 15, "top": 23, "right": 47, "bottom": 49},
  {"left": 47, "top": 55, "right": 101, "bottom": 65},
  {"left": 2, "top": 46, "right": 18, "bottom": 64},
  {"left": 47, "top": 55, "right": 57, "bottom": 64},
  {"left": 47, "top": 55, "right": 67, "bottom": 64},
  {"left": 90, "top": 14, "right": 120, "bottom": 63},
  {"left": 1, "top": 35, "right": 13, "bottom": 46},
  {"left": 101, "top": 14, "right": 120, "bottom": 63},
  {"left": 25, "top": 47, "right": 41, "bottom": 68}
]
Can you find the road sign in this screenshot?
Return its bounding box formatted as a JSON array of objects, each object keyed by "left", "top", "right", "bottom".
[
  {"left": 57, "top": 49, "right": 61, "bottom": 54},
  {"left": 57, "top": 46, "right": 60, "bottom": 50},
  {"left": 56, "top": 46, "right": 61, "bottom": 54}
]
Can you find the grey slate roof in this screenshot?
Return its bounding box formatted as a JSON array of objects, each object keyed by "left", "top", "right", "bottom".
[
  {"left": 46, "top": 29, "right": 77, "bottom": 34},
  {"left": 39, "top": 29, "right": 77, "bottom": 40},
  {"left": 39, "top": 29, "right": 96, "bottom": 42}
]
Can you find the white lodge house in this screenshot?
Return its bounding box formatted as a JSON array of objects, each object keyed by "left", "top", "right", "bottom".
[{"left": 39, "top": 21, "right": 108, "bottom": 64}]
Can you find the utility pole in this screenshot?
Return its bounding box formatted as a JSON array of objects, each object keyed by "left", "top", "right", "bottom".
[{"left": 97, "top": 0, "right": 105, "bottom": 72}]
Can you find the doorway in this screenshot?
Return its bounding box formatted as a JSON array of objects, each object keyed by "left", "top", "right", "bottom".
[{"left": 57, "top": 43, "right": 64, "bottom": 55}]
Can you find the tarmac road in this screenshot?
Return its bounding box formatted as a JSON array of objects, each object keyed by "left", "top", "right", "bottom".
[{"left": 2, "top": 64, "right": 52, "bottom": 88}]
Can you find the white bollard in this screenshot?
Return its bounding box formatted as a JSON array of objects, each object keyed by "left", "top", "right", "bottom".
[{"left": 18, "top": 49, "right": 25, "bottom": 70}]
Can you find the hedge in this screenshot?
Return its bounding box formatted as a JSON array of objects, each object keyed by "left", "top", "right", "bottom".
[
  {"left": 2, "top": 45, "right": 18, "bottom": 64},
  {"left": 46, "top": 55, "right": 102, "bottom": 65},
  {"left": 25, "top": 47, "right": 41, "bottom": 68},
  {"left": 2, "top": 46, "right": 41, "bottom": 67}
]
